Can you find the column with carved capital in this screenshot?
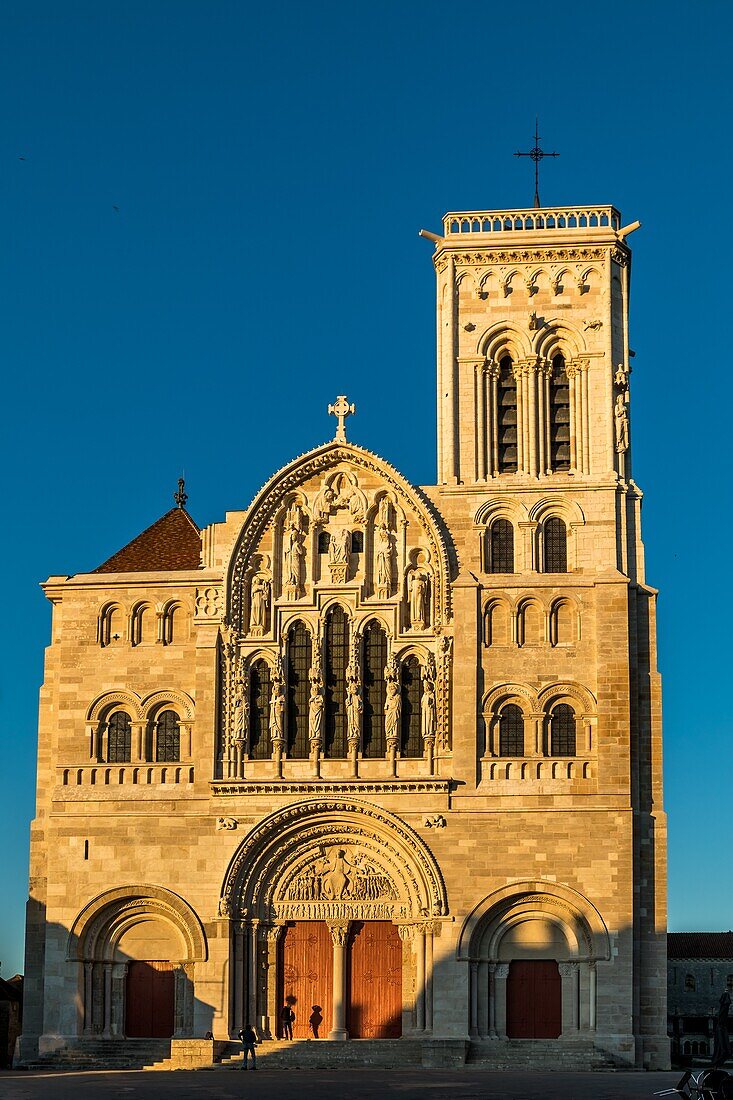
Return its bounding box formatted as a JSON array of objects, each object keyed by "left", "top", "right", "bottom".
[
  {"left": 83, "top": 961, "right": 94, "bottom": 1035},
  {"left": 264, "top": 925, "right": 284, "bottom": 1039},
  {"left": 489, "top": 363, "right": 500, "bottom": 476},
  {"left": 566, "top": 361, "right": 579, "bottom": 472},
  {"left": 327, "top": 921, "right": 351, "bottom": 1040},
  {"left": 476, "top": 362, "right": 487, "bottom": 482},
  {"left": 102, "top": 962, "right": 113, "bottom": 1037},
  {"left": 558, "top": 961, "right": 578, "bottom": 1035},
  {"left": 233, "top": 922, "right": 246, "bottom": 1034},
  {"left": 488, "top": 962, "right": 498, "bottom": 1037},
  {"left": 589, "top": 960, "right": 597, "bottom": 1031},
  {"left": 494, "top": 963, "right": 509, "bottom": 1038},
  {"left": 247, "top": 919, "right": 260, "bottom": 1032},
  {"left": 527, "top": 358, "right": 539, "bottom": 477},
  {"left": 469, "top": 961, "right": 479, "bottom": 1037}
]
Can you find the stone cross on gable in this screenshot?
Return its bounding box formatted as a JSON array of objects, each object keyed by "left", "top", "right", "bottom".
[{"left": 328, "top": 395, "right": 355, "bottom": 443}]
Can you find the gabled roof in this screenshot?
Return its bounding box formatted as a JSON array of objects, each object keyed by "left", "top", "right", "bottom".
[
  {"left": 668, "top": 932, "right": 733, "bottom": 960},
  {"left": 93, "top": 508, "right": 201, "bottom": 573}
]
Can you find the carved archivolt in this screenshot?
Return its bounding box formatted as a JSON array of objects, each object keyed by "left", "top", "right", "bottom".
[
  {"left": 537, "top": 681, "right": 596, "bottom": 713},
  {"left": 141, "top": 689, "right": 195, "bottom": 721},
  {"left": 67, "top": 884, "right": 208, "bottom": 963},
  {"left": 482, "top": 682, "right": 539, "bottom": 715},
  {"left": 220, "top": 798, "right": 448, "bottom": 923},
  {"left": 86, "top": 690, "right": 143, "bottom": 723}
]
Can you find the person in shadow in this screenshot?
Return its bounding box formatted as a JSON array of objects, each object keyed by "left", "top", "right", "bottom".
[
  {"left": 238, "top": 1023, "right": 258, "bottom": 1070},
  {"left": 309, "top": 1005, "right": 323, "bottom": 1039},
  {"left": 281, "top": 1000, "right": 296, "bottom": 1040}
]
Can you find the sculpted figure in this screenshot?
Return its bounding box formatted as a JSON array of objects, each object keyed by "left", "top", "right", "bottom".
[
  {"left": 329, "top": 527, "right": 351, "bottom": 565},
  {"left": 269, "top": 679, "right": 285, "bottom": 743},
  {"left": 375, "top": 526, "right": 391, "bottom": 591},
  {"left": 614, "top": 392, "right": 629, "bottom": 453},
  {"left": 409, "top": 570, "right": 428, "bottom": 627},
  {"left": 421, "top": 677, "right": 436, "bottom": 741},
  {"left": 250, "top": 575, "right": 270, "bottom": 632},
  {"left": 308, "top": 684, "right": 324, "bottom": 744},
  {"left": 384, "top": 679, "right": 401, "bottom": 745},
  {"left": 318, "top": 848, "right": 351, "bottom": 900},
  {"left": 346, "top": 677, "right": 363, "bottom": 742}
]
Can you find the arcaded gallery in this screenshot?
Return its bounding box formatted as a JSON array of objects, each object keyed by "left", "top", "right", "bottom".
[{"left": 20, "top": 200, "right": 668, "bottom": 1070}]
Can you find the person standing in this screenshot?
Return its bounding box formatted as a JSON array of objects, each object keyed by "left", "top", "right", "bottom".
[
  {"left": 281, "top": 1002, "right": 295, "bottom": 1040},
  {"left": 237, "top": 1023, "right": 258, "bottom": 1070}
]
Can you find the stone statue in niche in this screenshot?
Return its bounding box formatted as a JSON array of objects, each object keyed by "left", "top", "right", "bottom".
[
  {"left": 346, "top": 662, "right": 363, "bottom": 747},
  {"left": 328, "top": 527, "right": 351, "bottom": 583},
  {"left": 374, "top": 496, "right": 394, "bottom": 599},
  {"left": 614, "top": 392, "right": 630, "bottom": 453},
  {"left": 313, "top": 471, "right": 367, "bottom": 523},
  {"left": 282, "top": 502, "right": 306, "bottom": 597},
  {"left": 421, "top": 676, "right": 436, "bottom": 742},
  {"left": 249, "top": 575, "right": 270, "bottom": 636},
  {"left": 408, "top": 569, "right": 429, "bottom": 630},
  {"left": 308, "top": 651, "right": 324, "bottom": 751},
  {"left": 269, "top": 673, "right": 285, "bottom": 745},
  {"left": 384, "top": 678, "right": 401, "bottom": 748}
]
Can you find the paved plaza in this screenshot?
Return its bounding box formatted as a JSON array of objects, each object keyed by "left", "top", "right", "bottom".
[{"left": 0, "top": 1069, "right": 682, "bottom": 1100}]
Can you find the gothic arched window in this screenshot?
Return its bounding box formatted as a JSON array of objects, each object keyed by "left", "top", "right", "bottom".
[
  {"left": 107, "top": 711, "right": 132, "bottom": 763},
  {"left": 497, "top": 355, "right": 518, "bottom": 473},
  {"left": 488, "top": 518, "right": 514, "bottom": 573},
  {"left": 549, "top": 703, "right": 576, "bottom": 757},
  {"left": 249, "top": 660, "right": 271, "bottom": 760},
  {"left": 362, "top": 621, "right": 387, "bottom": 758},
  {"left": 499, "top": 704, "right": 524, "bottom": 757},
  {"left": 550, "top": 354, "right": 571, "bottom": 471},
  {"left": 287, "top": 621, "right": 311, "bottom": 758},
  {"left": 324, "top": 606, "right": 349, "bottom": 759},
  {"left": 155, "top": 710, "right": 180, "bottom": 762},
  {"left": 544, "top": 517, "right": 567, "bottom": 573},
  {"left": 400, "top": 656, "right": 422, "bottom": 758}
]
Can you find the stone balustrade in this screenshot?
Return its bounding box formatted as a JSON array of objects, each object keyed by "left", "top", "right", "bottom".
[
  {"left": 442, "top": 206, "right": 620, "bottom": 236},
  {"left": 59, "top": 763, "right": 195, "bottom": 786}
]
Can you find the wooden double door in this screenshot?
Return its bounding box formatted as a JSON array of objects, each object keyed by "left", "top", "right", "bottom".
[
  {"left": 506, "top": 959, "right": 562, "bottom": 1038},
  {"left": 125, "top": 961, "right": 175, "bottom": 1038},
  {"left": 278, "top": 920, "right": 402, "bottom": 1039}
]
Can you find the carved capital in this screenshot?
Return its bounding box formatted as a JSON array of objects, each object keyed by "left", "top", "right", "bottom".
[
  {"left": 495, "top": 963, "right": 510, "bottom": 979},
  {"left": 327, "top": 920, "right": 351, "bottom": 947},
  {"left": 558, "top": 962, "right": 577, "bottom": 977},
  {"left": 264, "top": 925, "right": 285, "bottom": 943},
  {"left": 397, "top": 924, "right": 416, "bottom": 942}
]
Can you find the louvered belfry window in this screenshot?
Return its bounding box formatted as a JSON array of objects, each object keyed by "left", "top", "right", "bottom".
[
  {"left": 499, "top": 704, "right": 524, "bottom": 756},
  {"left": 550, "top": 704, "right": 576, "bottom": 756},
  {"left": 107, "top": 711, "right": 132, "bottom": 763},
  {"left": 155, "top": 710, "right": 180, "bottom": 762},
  {"left": 497, "top": 356, "right": 518, "bottom": 473},
  {"left": 249, "top": 659, "right": 271, "bottom": 759},
  {"left": 550, "top": 353, "right": 571, "bottom": 471},
  {"left": 362, "top": 621, "right": 387, "bottom": 758},
  {"left": 400, "top": 656, "right": 423, "bottom": 758},
  {"left": 287, "top": 621, "right": 311, "bottom": 758},
  {"left": 544, "top": 517, "right": 568, "bottom": 573},
  {"left": 324, "top": 606, "right": 349, "bottom": 759},
  {"left": 489, "top": 518, "right": 514, "bottom": 573}
]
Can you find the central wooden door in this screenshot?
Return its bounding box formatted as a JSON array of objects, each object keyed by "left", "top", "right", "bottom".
[
  {"left": 125, "top": 961, "right": 175, "bottom": 1037},
  {"left": 506, "top": 959, "right": 562, "bottom": 1038},
  {"left": 347, "top": 921, "right": 402, "bottom": 1038},
  {"left": 278, "top": 922, "right": 333, "bottom": 1039}
]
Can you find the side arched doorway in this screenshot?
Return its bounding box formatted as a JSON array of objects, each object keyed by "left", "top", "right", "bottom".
[
  {"left": 458, "top": 882, "right": 610, "bottom": 1042},
  {"left": 68, "top": 886, "right": 208, "bottom": 1039},
  {"left": 219, "top": 798, "right": 448, "bottom": 1040}
]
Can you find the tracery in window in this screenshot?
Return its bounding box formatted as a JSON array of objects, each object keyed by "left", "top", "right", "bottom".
[
  {"left": 155, "top": 710, "right": 180, "bottom": 763},
  {"left": 499, "top": 703, "right": 524, "bottom": 756},
  {"left": 400, "top": 656, "right": 422, "bottom": 758},
  {"left": 107, "top": 711, "right": 132, "bottom": 763},
  {"left": 324, "top": 606, "right": 349, "bottom": 759},
  {"left": 488, "top": 518, "right": 514, "bottom": 573},
  {"left": 286, "top": 621, "right": 311, "bottom": 759},
  {"left": 544, "top": 517, "right": 568, "bottom": 573},
  {"left": 362, "top": 621, "right": 387, "bottom": 758},
  {"left": 549, "top": 703, "right": 576, "bottom": 756},
  {"left": 249, "top": 659, "right": 271, "bottom": 759},
  {"left": 497, "top": 356, "right": 518, "bottom": 473},
  {"left": 549, "top": 353, "right": 571, "bottom": 471}
]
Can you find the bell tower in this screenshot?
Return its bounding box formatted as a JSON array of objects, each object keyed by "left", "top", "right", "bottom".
[{"left": 424, "top": 206, "right": 637, "bottom": 488}]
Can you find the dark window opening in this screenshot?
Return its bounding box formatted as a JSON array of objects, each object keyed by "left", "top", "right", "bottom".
[
  {"left": 362, "top": 621, "right": 387, "bottom": 758},
  {"left": 544, "top": 517, "right": 567, "bottom": 573},
  {"left": 324, "top": 606, "right": 349, "bottom": 759},
  {"left": 550, "top": 353, "right": 571, "bottom": 471},
  {"left": 489, "top": 518, "right": 514, "bottom": 573},
  {"left": 287, "top": 622, "right": 311, "bottom": 758},
  {"left": 351, "top": 530, "right": 363, "bottom": 554},
  {"left": 550, "top": 703, "right": 576, "bottom": 756},
  {"left": 400, "top": 656, "right": 422, "bottom": 758},
  {"left": 318, "top": 531, "right": 330, "bottom": 554},
  {"left": 155, "top": 709, "right": 180, "bottom": 763},
  {"left": 499, "top": 704, "right": 524, "bottom": 756},
  {"left": 107, "top": 710, "right": 132, "bottom": 763},
  {"left": 497, "top": 356, "right": 518, "bottom": 473},
  {"left": 249, "top": 660, "right": 271, "bottom": 759}
]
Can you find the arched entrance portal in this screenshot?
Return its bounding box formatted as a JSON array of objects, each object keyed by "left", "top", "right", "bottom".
[
  {"left": 68, "top": 886, "right": 207, "bottom": 1039},
  {"left": 220, "top": 798, "right": 448, "bottom": 1040}
]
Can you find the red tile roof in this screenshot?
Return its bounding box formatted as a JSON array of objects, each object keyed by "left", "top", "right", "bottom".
[
  {"left": 93, "top": 508, "right": 201, "bottom": 573},
  {"left": 668, "top": 933, "right": 733, "bottom": 959}
]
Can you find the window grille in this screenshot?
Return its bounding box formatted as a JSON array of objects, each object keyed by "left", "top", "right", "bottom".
[
  {"left": 544, "top": 517, "right": 567, "bottom": 573},
  {"left": 400, "top": 656, "right": 422, "bottom": 758},
  {"left": 550, "top": 354, "right": 571, "bottom": 471},
  {"left": 107, "top": 711, "right": 132, "bottom": 763},
  {"left": 286, "top": 622, "right": 311, "bottom": 758},
  {"left": 497, "top": 356, "right": 518, "bottom": 473},
  {"left": 249, "top": 660, "right": 271, "bottom": 759},
  {"left": 489, "top": 518, "right": 514, "bottom": 573},
  {"left": 155, "top": 710, "right": 180, "bottom": 762},
  {"left": 499, "top": 704, "right": 524, "bottom": 756},
  {"left": 324, "top": 606, "right": 349, "bottom": 758},
  {"left": 362, "top": 621, "right": 387, "bottom": 758},
  {"left": 550, "top": 704, "right": 576, "bottom": 756}
]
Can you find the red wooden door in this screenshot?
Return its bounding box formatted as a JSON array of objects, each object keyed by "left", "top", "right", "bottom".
[
  {"left": 506, "top": 960, "right": 561, "bottom": 1038},
  {"left": 278, "top": 922, "right": 333, "bottom": 1039},
  {"left": 347, "top": 921, "right": 402, "bottom": 1038},
  {"left": 125, "top": 961, "right": 175, "bottom": 1038}
]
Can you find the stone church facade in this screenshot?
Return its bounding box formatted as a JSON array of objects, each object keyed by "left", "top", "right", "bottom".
[{"left": 20, "top": 203, "right": 668, "bottom": 1070}]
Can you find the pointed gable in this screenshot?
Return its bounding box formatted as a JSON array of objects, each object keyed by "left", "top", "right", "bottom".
[{"left": 94, "top": 508, "right": 201, "bottom": 573}]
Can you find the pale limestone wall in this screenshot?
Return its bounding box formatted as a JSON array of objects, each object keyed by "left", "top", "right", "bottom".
[{"left": 22, "top": 205, "right": 667, "bottom": 1071}]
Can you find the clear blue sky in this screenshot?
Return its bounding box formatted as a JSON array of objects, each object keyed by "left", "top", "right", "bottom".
[{"left": 1, "top": 0, "right": 730, "bottom": 977}]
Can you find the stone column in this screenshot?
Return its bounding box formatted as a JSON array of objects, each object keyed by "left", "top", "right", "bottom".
[
  {"left": 490, "top": 368, "right": 500, "bottom": 476},
  {"left": 589, "top": 961, "right": 597, "bottom": 1031},
  {"left": 494, "top": 963, "right": 509, "bottom": 1038},
  {"left": 397, "top": 925, "right": 415, "bottom": 1034},
  {"left": 327, "top": 921, "right": 351, "bottom": 1040},
  {"left": 476, "top": 364, "right": 487, "bottom": 482},
  {"left": 567, "top": 363, "right": 578, "bottom": 472},
  {"left": 528, "top": 712, "right": 545, "bottom": 757},
  {"left": 537, "top": 363, "right": 547, "bottom": 476},
  {"left": 559, "top": 961, "right": 577, "bottom": 1035},
  {"left": 248, "top": 920, "right": 259, "bottom": 1031},
  {"left": 103, "top": 963, "right": 113, "bottom": 1037},
  {"left": 264, "top": 926, "right": 283, "bottom": 1039},
  {"left": 131, "top": 721, "right": 145, "bottom": 762},
  {"left": 527, "top": 359, "right": 538, "bottom": 477},
  {"left": 234, "top": 922, "right": 246, "bottom": 1033},
  {"left": 469, "top": 961, "right": 479, "bottom": 1036},
  {"left": 543, "top": 365, "right": 552, "bottom": 474},
  {"left": 83, "top": 962, "right": 94, "bottom": 1034},
  {"left": 582, "top": 363, "right": 591, "bottom": 474},
  {"left": 488, "top": 962, "right": 498, "bottom": 1037},
  {"left": 477, "top": 960, "right": 489, "bottom": 1038},
  {"left": 513, "top": 364, "right": 525, "bottom": 474},
  {"left": 424, "top": 924, "right": 434, "bottom": 1033},
  {"left": 414, "top": 927, "right": 426, "bottom": 1033}
]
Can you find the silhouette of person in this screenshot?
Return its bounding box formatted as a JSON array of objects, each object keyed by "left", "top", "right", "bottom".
[
  {"left": 281, "top": 1001, "right": 295, "bottom": 1040},
  {"left": 238, "top": 1023, "right": 258, "bottom": 1070},
  {"left": 309, "top": 1005, "right": 323, "bottom": 1039}
]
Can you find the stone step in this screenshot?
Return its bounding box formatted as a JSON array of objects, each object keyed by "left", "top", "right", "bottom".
[
  {"left": 220, "top": 1039, "right": 425, "bottom": 1070},
  {"left": 467, "top": 1039, "right": 621, "bottom": 1070}
]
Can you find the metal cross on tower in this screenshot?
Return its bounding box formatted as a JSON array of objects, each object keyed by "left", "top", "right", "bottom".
[
  {"left": 174, "top": 477, "right": 188, "bottom": 509},
  {"left": 514, "top": 119, "right": 559, "bottom": 209},
  {"left": 328, "top": 395, "right": 355, "bottom": 443}
]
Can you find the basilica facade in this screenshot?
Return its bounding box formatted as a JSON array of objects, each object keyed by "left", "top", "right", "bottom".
[{"left": 20, "top": 203, "right": 668, "bottom": 1070}]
